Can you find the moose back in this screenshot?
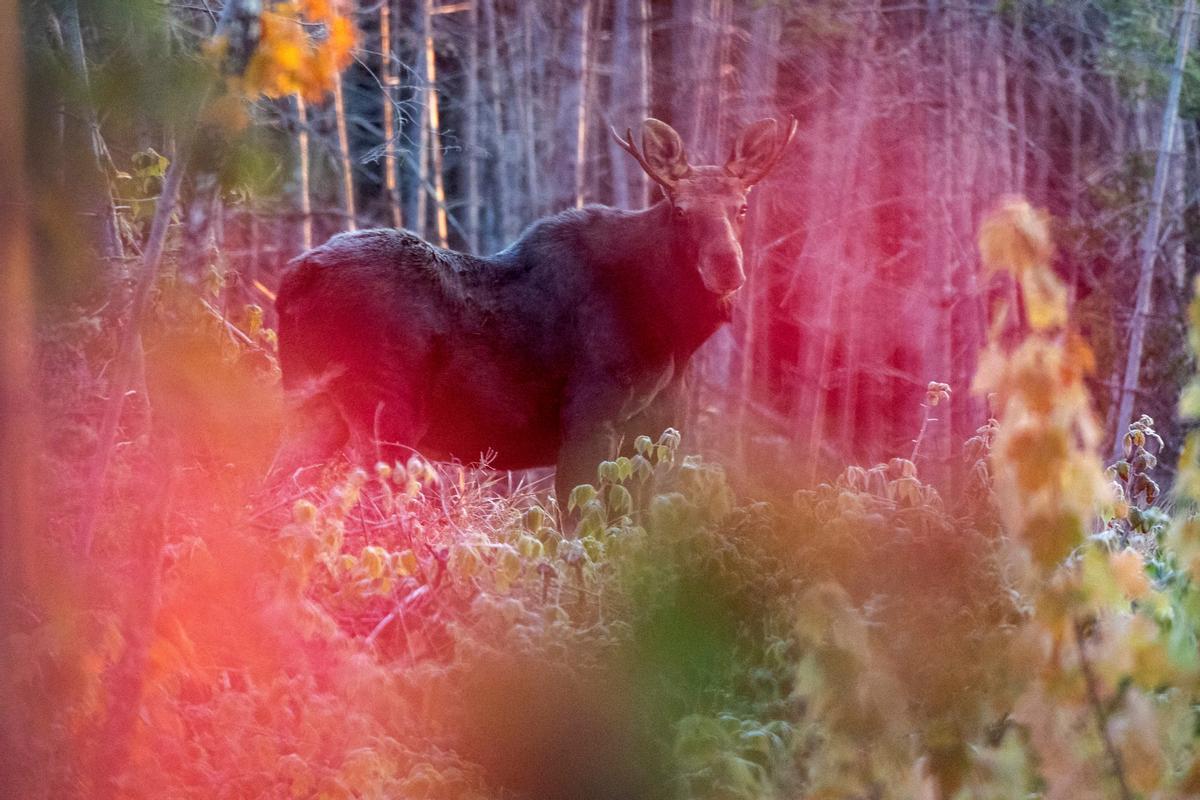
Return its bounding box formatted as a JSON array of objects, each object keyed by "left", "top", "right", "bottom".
[{"left": 275, "top": 117, "right": 795, "bottom": 499}]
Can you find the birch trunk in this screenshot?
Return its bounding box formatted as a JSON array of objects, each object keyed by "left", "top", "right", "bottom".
[
  {"left": 1111, "top": 0, "right": 1196, "bottom": 456},
  {"left": 482, "top": 0, "right": 514, "bottom": 244},
  {"left": 295, "top": 94, "right": 313, "bottom": 249},
  {"left": 574, "top": 0, "right": 593, "bottom": 208},
  {"left": 333, "top": 74, "right": 356, "bottom": 231},
  {"left": 423, "top": 0, "right": 449, "bottom": 247},
  {"left": 519, "top": 2, "right": 542, "bottom": 218},
  {"left": 464, "top": 0, "right": 480, "bottom": 250},
  {"left": 608, "top": 0, "right": 651, "bottom": 208}
]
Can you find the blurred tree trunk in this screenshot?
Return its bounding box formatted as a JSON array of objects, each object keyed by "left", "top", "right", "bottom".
[
  {"left": 518, "top": 2, "right": 542, "bottom": 218},
  {"left": 0, "top": 11, "right": 38, "bottom": 796},
  {"left": 464, "top": 0, "right": 481, "bottom": 250},
  {"left": 295, "top": 94, "right": 313, "bottom": 249},
  {"left": 60, "top": 0, "right": 123, "bottom": 260},
  {"left": 423, "top": 0, "right": 448, "bottom": 246},
  {"left": 333, "top": 71, "right": 356, "bottom": 231},
  {"left": 1111, "top": 0, "right": 1196, "bottom": 456},
  {"left": 556, "top": 0, "right": 591, "bottom": 209},
  {"left": 482, "top": 0, "right": 514, "bottom": 245},
  {"left": 380, "top": 0, "right": 402, "bottom": 229},
  {"left": 1013, "top": 0, "right": 1027, "bottom": 195},
  {"left": 733, "top": 2, "right": 782, "bottom": 469},
  {"left": 607, "top": 0, "right": 650, "bottom": 208},
  {"left": 0, "top": 0, "right": 35, "bottom": 618}
]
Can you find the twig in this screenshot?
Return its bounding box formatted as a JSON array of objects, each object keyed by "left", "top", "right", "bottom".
[
  {"left": 910, "top": 402, "right": 936, "bottom": 463},
  {"left": 76, "top": 140, "right": 189, "bottom": 556},
  {"left": 1073, "top": 618, "right": 1134, "bottom": 800}
]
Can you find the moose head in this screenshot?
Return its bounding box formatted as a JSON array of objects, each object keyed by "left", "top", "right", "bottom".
[{"left": 611, "top": 117, "right": 797, "bottom": 296}]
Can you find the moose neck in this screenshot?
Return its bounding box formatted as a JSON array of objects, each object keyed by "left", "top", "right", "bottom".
[{"left": 604, "top": 200, "right": 733, "bottom": 361}]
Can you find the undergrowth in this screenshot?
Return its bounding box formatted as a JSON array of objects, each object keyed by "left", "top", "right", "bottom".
[{"left": 8, "top": 199, "right": 1200, "bottom": 800}]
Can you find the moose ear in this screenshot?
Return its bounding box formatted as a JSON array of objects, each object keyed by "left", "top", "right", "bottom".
[
  {"left": 726, "top": 118, "right": 796, "bottom": 185},
  {"left": 640, "top": 119, "right": 691, "bottom": 182}
]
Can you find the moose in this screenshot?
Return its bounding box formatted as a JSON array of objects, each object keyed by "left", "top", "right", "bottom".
[{"left": 275, "top": 117, "right": 796, "bottom": 501}]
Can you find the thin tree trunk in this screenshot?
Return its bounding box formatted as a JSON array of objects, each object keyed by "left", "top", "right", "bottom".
[
  {"left": 295, "top": 94, "right": 313, "bottom": 249},
  {"left": 61, "top": 0, "right": 123, "bottom": 260},
  {"left": 464, "top": 0, "right": 481, "bottom": 250},
  {"left": 380, "top": 0, "right": 402, "bottom": 229},
  {"left": 482, "top": 0, "right": 514, "bottom": 244},
  {"left": 733, "top": 2, "right": 782, "bottom": 469},
  {"left": 333, "top": 73, "right": 356, "bottom": 231},
  {"left": 519, "top": 2, "right": 542, "bottom": 218},
  {"left": 423, "top": 0, "right": 449, "bottom": 246},
  {"left": 1111, "top": 0, "right": 1196, "bottom": 456},
  {"left": 1167, "top": 116, "right": 1188, "bottom": 287},
  {"left": 1013, "top": 0, "right": 1028, "bottom": 195},
  {"left": 635, "top": 0, "right": 650, "bottom": 205},
  {"left": 74, "top": 0, "right": 255, "bottom": 555},
  {"left": 77, "top": 140, "right": 189, "bottom": 556},
  {"left": 609, "top": 0, "right": 634, "bottom": 209},
  {"left": 574, "top": 0, "right": 593, "bottom": 208},
  {"left": 0, "top": 0, "right": 35, "bottom": 646},
  {"left": 607, "top": 0, "right": 651, "bottom": 208}
]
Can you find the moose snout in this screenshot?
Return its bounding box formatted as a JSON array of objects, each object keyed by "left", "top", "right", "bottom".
[{"left": 700, "top": 247, "right": 746, "bottom": 296}]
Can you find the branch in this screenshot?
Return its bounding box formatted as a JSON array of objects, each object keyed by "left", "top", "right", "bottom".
[{"left": 1074, "top": 618, "right": 1135, "bottom": 800}]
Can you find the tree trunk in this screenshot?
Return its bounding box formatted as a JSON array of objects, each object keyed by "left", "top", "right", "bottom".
[
  {"left": 0, "top": 0, "right": 36, "bottom": 645},
  {"left": 295, "top": 94, "right": 313, "bottom": 249},
  {"left": 380, "top": 0, "right": 402, "bottom": 229},
  {"left": 60, "top": 0, "right": 123, "bottom": 260},
  {"left": 1111, "top": 0, "right": 1196, "bottom": 456},
  {"left": 482, "top": 0, "right": 514, "bottom": 245},
  {"left": 463, "top": 0, "right": 480, "bottom": 250},
  {"left": 519, "top": 2, "right": 542, "bottom": 218},
  {"left": 576, "top": 0, "right": 595, "bottom": 208},
  {"left": 1013, "top": 0, "right": 1028, "bottom": 195},
  {"left": 733, "top": 2, "right": 782, "bottom": 469},
  {"left": 607, "top": 0, "right": 651, "bottom": 208},
  {"left": 423, "top": 0, "right": 449, "bottom": 246},
  {"left": 333, "top": 72, "right": 356, "bottom": 231}
]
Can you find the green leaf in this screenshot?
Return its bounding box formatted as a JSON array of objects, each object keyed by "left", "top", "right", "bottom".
[
  {"left": 607, "top": 485, "right": 632, "bottom": 517},
  {"left": 568, "top": 483, "right": 597, "bottom": 513}
]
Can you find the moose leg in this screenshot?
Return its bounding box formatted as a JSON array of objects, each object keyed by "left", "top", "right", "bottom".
[
  {"left": 555, "top": 423, "right": 617, "bottom": 509},
  {"left": 619, "top": 375, "right": 685, "bottom": 452},
  {"left": 556, "top": 383, "right": 627, "bottom": 505},
  {"left": 269, "top": 390, "right": 350, "bottom": 481},
  {"left": 331, "top": 376, "right": 429, "bottom": 465}
]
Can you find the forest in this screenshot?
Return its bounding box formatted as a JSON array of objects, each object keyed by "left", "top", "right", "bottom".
[{"left": 4, "top": 0, "right": 1200, "bottom": 797}]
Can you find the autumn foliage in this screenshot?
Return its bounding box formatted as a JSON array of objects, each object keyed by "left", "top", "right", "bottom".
[
  {"left": 6, "top": 190, "right": 1200, "bottom": 800},
  {"left": 9, "top": 2, "right": 1200, "bottom": 799}
]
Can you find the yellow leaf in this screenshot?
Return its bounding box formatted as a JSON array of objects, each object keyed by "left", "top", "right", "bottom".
[
  {"left": 978, "top": 197, "right": 1053, "bottom": 276},
  {"left": 1020, "top": 267, "right": 1068, "bottom": 331},
  {"left": 1110, "top": 548, "right": 1150, "bottom": 601}
]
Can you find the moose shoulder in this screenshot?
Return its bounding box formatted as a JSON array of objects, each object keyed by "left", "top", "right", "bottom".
[{"left": 275, "top": 117, "right": 795, "bottom": 500}]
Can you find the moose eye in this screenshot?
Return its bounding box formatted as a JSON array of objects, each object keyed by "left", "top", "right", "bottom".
[
  {"left": 673, "top": 206, "right": 687, "bottom": 220},
  {"left": 737, "top": 204, "right": 749, "bottom": 219}
]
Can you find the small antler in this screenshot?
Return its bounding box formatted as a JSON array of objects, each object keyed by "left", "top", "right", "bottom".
[
  {"left": 609, "top": 125, "right": 676, "bottom": 192},
  {"left": 750, "top": 117, "right": 799, "bottom": 185}
]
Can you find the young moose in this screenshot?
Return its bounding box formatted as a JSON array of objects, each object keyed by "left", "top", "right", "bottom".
[{"left": 275, "top": 118, "right": 796, "bottom": 501}]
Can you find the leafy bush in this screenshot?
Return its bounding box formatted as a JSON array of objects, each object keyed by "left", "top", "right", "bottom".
[{"left": 11, "top": 198, "right": 1200, "bottom": 799}]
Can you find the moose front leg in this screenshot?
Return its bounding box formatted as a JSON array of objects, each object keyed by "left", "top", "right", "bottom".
[
  {"left": 556, "top": 382, "right": 628, "bottom": 507},
  {"left": 619, "top": 373, "right": 686, "bottom": 451},
  {"left": 555, "top": 420, "right": 619, "bottom": 509}
]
